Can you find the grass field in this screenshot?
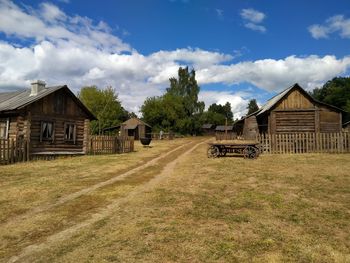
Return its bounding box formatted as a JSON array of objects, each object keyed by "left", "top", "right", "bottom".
[{"left": 0, "top": 137, "right": 349, "bottom": 262}]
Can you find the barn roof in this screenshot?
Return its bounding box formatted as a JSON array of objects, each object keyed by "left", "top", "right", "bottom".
[
  {"left": 0, "top": 85, "right": 96, "bottom": 119},
  {"left": 202, "top": 124, "right": 214, "bottom": 129},
  {"left": 215, "top": 125, "right": 233, "bottom": 131}
]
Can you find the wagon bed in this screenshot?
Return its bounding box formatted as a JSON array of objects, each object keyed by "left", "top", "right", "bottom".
[{"left": 207, "top": 140, "right": 260, "bottom": 159}]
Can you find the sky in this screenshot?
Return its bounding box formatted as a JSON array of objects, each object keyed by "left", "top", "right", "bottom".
[{"left": 0, "top": 0, "right": 350, "bottom": 118}]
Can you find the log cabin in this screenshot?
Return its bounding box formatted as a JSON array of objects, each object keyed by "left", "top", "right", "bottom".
[
  {"left": 235, "top": 83, "right": 345, "bottom": 135},
  {"left": 0, "top": 80, "right": 96, "bottom": 155}
]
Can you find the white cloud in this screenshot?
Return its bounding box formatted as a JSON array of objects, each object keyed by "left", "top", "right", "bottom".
[
  {"left": 0, "top": 1, "right": 350, "bottom": 115},
  {"left": 244, "top": 22, "right": 266, "bottom": 33},
  {"left": 309, "top": 15, "right": 350, "bottom": 39},
  {"left": 199, "top": 91, "right": 249, "bottom": 119},
  {"left": 196, "top": 55, "right": 350, "bottom": 91},
  {"left": 216, "top": 9, "right": 224, "bottom": 20},
  {"left": 240, "top": 8, "right": 265, "bottom": 23},
  {"left": 240, "top": 8, "right": 266, "bottom": 33}
]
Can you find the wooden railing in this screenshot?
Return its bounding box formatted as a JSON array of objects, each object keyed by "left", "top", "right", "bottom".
[
  {"left": 257, "top": 132, "right": 350, "bottom": 154},
  {"left": 0, "top": 139, "right": 30, "bottom": 165},
  {"left": 87, "top": 135, "right": 134, "bottom": 155}
]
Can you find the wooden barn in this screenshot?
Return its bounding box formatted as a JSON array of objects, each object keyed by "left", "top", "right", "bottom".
[
  {"left": 235, "top": 83, "right": 344, "bottom": 134},
  {"left": 120, "top": 118, "right": 152, "bottom": 140},
  {"left": 0, "top": 80, "right": 96, "bottom": 155}
]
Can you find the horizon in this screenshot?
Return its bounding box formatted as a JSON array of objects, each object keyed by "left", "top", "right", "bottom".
[{"left": 0, "top": 0, "right": 349, "bottom": 118}]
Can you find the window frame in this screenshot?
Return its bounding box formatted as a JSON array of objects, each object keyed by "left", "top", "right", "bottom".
[
  {"left": 0, "top": 118, "right": 9, "bottom": 139},
  {"left": 40, "top": 121, "right": 55, "bottom": 142},
  {"left": 64, "top": 122, "right": 76, "bottom": 144}
]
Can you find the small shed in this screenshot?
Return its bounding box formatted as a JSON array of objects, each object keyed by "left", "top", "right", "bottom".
[
  {"left": 120, "top": 118, "right": 152, "bottom": 140},
  {"left": 201, "top": 123, "right": 215, "bottom": 135},
  {"left": 215, "top": 125, "right": 235, "bottom": 140}
]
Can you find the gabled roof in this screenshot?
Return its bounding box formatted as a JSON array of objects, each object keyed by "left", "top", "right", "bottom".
[
  {"left": 202, "top": 124, "right": 214, "bottom": 129},
  {"left": 343, "top": 120, "right": 350, "bottom": 127},
  {"left": 122, "top": 118, "right": 151, "bottom": 128},
  {"left": 215, "top": 125, "right": 233, "bottom": 131},
  {"left": 0, "top": 85, "right": 96, "bottom": 120}
]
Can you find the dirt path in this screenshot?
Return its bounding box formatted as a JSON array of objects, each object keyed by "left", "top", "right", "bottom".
[
  {"left": 8, "top": 139, "right": 208, "bottom": 262},
  {"left": 1, "top": 141, "right": 190, "bottom": 227}
]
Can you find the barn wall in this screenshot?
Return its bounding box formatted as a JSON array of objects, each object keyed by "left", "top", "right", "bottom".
[
  {"left": 272, "top": 111, "right": 315, "bottom": 133},
  {"left": 319, "top": 106, "right": 342, "bottom": 133},
  {"left": 275, "top": 89, "right": 314, "bottom": 110}
]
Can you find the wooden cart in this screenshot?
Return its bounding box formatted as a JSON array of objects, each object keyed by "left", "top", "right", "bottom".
[{"left": 207, "top": 141, "right": 260, "bottom": 159}]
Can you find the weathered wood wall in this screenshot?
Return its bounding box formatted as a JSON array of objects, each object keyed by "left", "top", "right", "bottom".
[
  {"left": 27, "top": 89, "right": 90, "bottom": 153},
  {"left": 269, "top": 88, "right": 341, "bottom": 134}
]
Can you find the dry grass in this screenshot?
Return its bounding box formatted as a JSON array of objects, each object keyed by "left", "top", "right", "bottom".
[{"left": 1, "top": 138, "right": 350, "bottom": 262}]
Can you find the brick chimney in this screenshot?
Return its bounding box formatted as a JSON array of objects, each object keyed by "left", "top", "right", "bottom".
[{"left": 30, "top": 80, "right": 46, "bottom": 96}]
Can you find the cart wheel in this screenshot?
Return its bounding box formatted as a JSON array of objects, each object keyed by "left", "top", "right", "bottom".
[
  {"left": 207, "top": 146, "right": 220, "bottom": 158},
  {"left": 220, "top": 147, "right": 227, "bottom": 157},
  {"left": 243, "top": 146, "right": 258, "bottom": 159}
]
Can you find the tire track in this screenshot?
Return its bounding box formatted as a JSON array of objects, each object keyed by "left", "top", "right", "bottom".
[{"left": 8, "top": 139, "right": 208, "bottom": 263}]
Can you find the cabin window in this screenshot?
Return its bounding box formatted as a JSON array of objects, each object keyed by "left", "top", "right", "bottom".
[
  {"left": 64, "top": 123, "right": 76, "bottom": 143},
  {"left": 0, "top": 118, "right": 9, "bottom": 139},
  {"left": 40, "top": 121, "right": 54, "bottom": 142}
]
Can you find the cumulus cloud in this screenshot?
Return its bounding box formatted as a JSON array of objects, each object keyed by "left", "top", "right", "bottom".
[
  {"left": 240, "top": 8, "right": 265, "bottom": 23},
  {"left": 199, "top": 91, "right": 249, "bottom": 119},
  {"left": 244, "top": 22, "right": 266, "bottom": 33},
  {"left": 240, "top": 8, "right": 266, "bottom": 32},
  {"left": 309, "top": 15, "right": 350, "bottom": 39},
  {"left": 0, "top": 1, "right": 350, "bottom": 115}
]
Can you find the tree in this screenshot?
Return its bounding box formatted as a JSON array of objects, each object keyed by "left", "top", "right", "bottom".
[
  {"left": 310, "top": 77, "right": 350, "bottom": 111},
  {"left": 141, "top": 67, "right": 205, "bottom": 134},
  {"left": 310, "top": 77, "right": 350, "bottom": 121},
  {"left": 247, "top": 99, "right": 259, "bottom": 115},
  {"left": 78, "top": 86, "right": 129, "bottom": 134},
  {"left": 202, "top": 102, "right": 233, "bottom": 126}
]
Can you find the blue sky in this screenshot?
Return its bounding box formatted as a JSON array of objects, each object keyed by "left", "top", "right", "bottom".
[{"left": 0, "top": 0, "right": 350, "bottom": 117}]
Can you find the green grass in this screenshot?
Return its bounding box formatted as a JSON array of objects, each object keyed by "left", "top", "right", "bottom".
[{"left": 0, "top": 138, "right": 349, "bottom": 262}]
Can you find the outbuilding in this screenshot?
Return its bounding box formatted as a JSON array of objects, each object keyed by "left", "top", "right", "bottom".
[{"left": 235, "top": 83, "right": 345, "bottom": 134}]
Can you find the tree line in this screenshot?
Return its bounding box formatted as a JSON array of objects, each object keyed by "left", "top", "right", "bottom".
[{"left": 79, "top": 67, "right": 350, "bottom": 135}]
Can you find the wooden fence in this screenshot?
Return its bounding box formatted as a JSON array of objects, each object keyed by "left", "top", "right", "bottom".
[
  {"left": 87, "top": 135, "right": 134, "bottom": 155},
  {"left": 150, "top": 132, "right": 174, "bottom": 140},
  {"left": 0, "top": 139, "right": 30, "bottom": 165},
  {"left": 257, "top": 132, "right": 350, "bottom": 154}
]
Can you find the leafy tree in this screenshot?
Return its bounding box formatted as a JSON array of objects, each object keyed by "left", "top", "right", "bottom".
[
  {"left": 311, "top": 77, "right": 350, "bottom": 110},
  {"left": 310, "top": 77, "right": 350, "bottom": 121},
  {"left": 78, "top": 86, "right": 129, "bottom": 134},
  {"left": 202, "top": 102, "right": 233, "bottom": 126},
  {"left": 247, "top": 99, "right": 259, "bottom": 115},
  {"left": 141, "top": 67, "right": 205, "bottom": 134}
]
